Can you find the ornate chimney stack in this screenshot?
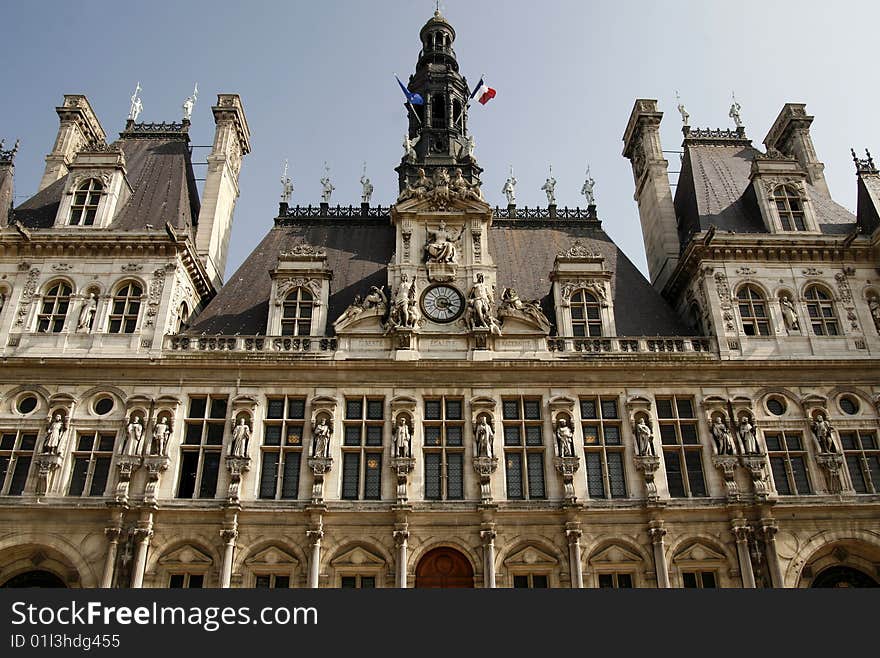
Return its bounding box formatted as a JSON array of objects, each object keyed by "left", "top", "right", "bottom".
[
  {"left": 38, "top": 95, "right": 106, "bottom": 192},
  {"left": 195, "top": 94, "right": 251, "bottom": 288},
  {"left": 622, "top": 99, "right": 679, "bottom": 291},
  {"left": 764, "top": 103, "right": 829, "bottom": 197}
]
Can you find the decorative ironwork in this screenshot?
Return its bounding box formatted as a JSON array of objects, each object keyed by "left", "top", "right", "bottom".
[
  {"left": 80, "top": 141, "right": 122, "bottom": 154},
  {"left": 278, "top": 204, "right": 390, "bottom": 221},
  {"left": 492, "top": 206, "right": 598, "bottom": 220},
  {"left": 120, "top": 122, "right": 189, "bottom": 139},
  {"left": 683, "top": 126, "right": 750, "bottom": 144}
]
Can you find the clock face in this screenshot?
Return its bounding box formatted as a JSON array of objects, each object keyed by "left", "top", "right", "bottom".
[{"left": 421, "top": 285, "right": 465, "bottom": 323}]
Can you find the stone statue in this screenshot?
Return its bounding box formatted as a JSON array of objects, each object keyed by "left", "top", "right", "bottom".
[
  {"left": 737, "top": 415, "right": 760, "bottom": 455},
  {"left": 335, "top": 295, "right": 365, "bottom": 327},
  {"left": 320, "top": 165, "right": 335, "bottom": 203},
  {"left": 475, "top": 415, "right": 494, "bottom": 459},
  {"left": 450, "top": 167, "right": 482, "bottom": 201},
  {"left": 398, "top": 167, "right": 433, "bottom": 202},
  {"left": 500, "top": 288, "right": 549, "bottom": 329},
  {"left": 403, "top": 131, "right": 421, "bottom": 163},
  {"left": 711, "top": 416, "right": 736, "bottom": 455},
  {"left": 393, "top": 416, "right": 412, "bottom": 458},
  {"left": 580, "top": 167, "right": 596, "bottom": 205},
  {"left": 364, "top": 286, "right": 388, "bottom": 312},
  {"left": 280, "top": 160, "right": 293, "bottom": 203},
  {"left": 360, "top": 173, "right": 374, "bottom": 204},
  {"left": 868, "top": 296, "right": 880, "bottom": 333},
  {"left": 76, "top": 293, "right": 97, "bottom": 332},
  {"left": 555, "top": 417, "right": 575, "bottom": 457},
  {"left": 780, "top": 295, "right": 800, "bottom": 332},
  {"left": 230, "top": 417, "right": 251, "bottom": 458},
  {"left": 42, "top": 413, "right": 67, "bottom": 454},
  {"left": 729, "top": 93, "right": 743, "bottom": 128},
  {"left": 466, "top": 273, "right": 501, "bottom": 335},
  {"left": 311, "top": 417, "right": 333, "bottom": 458},
  {"left": 151, "top": 415, "right": 170, "bottom": 456},
  {"left": 389, "top": 274, "right": 418, "bottom": 330},
  {"left": 541, "top": 172, "right": 557, "bottom": 205},
  {"left": 675, "top": 90, "right": 689, "bottom": 125},
  {"left": 128, "top": 82, "right": 143, "bottom": 122},
  {"left": 811, "top": 414, "right": 838, "bottom": 454},
  {"left": 122, "top": 416, "right": 144, "bottom": 456},
  {"left": 502, "top": 170, "right": 517, "bottom": 205},
  {"left": 425, "top": 220, "right": 463, "bottom": 264},
  {"left": 465, "top": 135, "right": 476, "bottom": 158},
  {"left": 634, "top": 417, "right": 655, "bottom": 456},
  {"left": 182, "top": 83, "right": 198, "bottom": 121}
]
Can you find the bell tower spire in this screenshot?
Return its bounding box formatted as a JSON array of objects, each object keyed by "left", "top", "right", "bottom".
[{"left": 395, "top": 10, "right": 482, "bottom": 193}]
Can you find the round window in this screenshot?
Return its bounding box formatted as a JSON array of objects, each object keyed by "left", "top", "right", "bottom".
[
  {"left": 839, "top": 396, "right": 859, "bottom": 415},
  {"left": 766, "top": 397, "right": 786, "bottom": 416},
  {"left": 16, "top": 395, "right": 38, "bottom": 415},
  {"left": 94, "top": 397, "right": 114, "bottom": 415}
]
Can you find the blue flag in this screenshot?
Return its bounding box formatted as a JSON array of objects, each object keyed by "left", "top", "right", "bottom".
[{"left": 396, "top": 75, "right": 424, "bottom": 105}]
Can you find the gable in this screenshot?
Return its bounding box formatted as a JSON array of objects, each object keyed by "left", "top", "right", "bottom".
[{"left": 158, "top": 544, "right": 214, "bottom": 566}]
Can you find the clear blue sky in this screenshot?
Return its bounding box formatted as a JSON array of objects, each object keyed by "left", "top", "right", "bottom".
[{"left": 3, "top": 0, "right": 876, "bottom": 278}]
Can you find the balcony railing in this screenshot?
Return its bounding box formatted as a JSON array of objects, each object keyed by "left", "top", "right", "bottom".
[
  {"left": 166, "top": 335, "right": 338, "bottom": 355},
  {"left": 547, "top": 336, "right": 716, "bottom": 356}
]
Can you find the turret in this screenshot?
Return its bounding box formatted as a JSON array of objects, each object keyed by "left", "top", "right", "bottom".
[
  {"left": 764, "top": 103, "right": 829, "bottom": 197},
  {"left": 38, "top": 95, "right": 106, "bottom": 192}
]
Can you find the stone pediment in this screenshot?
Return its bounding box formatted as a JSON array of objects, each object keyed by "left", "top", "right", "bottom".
[
  {"left": 673, "top": 542, "right": 727, "bottom": 565},
  {"left": 245, "top": 546, "right": 299, "bottom": 567},
  {"left": 394, "top": 192, "right": 490, "bottom": 215},
  {"left": 503, "top": 545, "right": 558, "bottom": 567},
  {"left": 158, "top": 545, "right": 214, "bottom": 566},
  {"left": 330, "top": 546, "right": 386, "bottom": 567},
  {"left": 589, "top": 544, "right": 644, "bottom": 566},
  {"left": 333, "top": 306, "right": 385, "bottom": 334}
]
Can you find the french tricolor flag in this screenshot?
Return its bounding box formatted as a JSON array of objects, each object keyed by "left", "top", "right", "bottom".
[{"left": 470, "top": 77, "right": 496, "bottom": 105}]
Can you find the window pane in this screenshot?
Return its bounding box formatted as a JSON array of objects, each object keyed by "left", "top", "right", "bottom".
[
  {"left": 260, "top": 452, "right": 279, "bottom": 499},
  {"left": 685, "top": 451, "right": 706, "bottom": 496},
  {"left": 287, "top": 399, "right": 305, "bottom": 419},
  {"left": 424, "top": 453, "right": 441, "bottom": 500},
  {"left": 664, "top": 452, "right": 685, "bottom": 498},
  {"left": 424, "top": 426, "right": 441, "bottom": 446},
  {"left": 169, "top": 574, "right": 185, "bottom": 588},
  {"left": 20, "top": 434, "right": 37, "bottom": 451},
  {"left": 513, "top": 575, "right": 529, "bottom": 588},
  {"left": 366, "top": 400, "right": 384, "bottom": 420},
  {"left": 583, "top": 425, "right": 599, "bottom": 445},
  {"left": 504, "top": 426, "right": 521, "bottom": 446},
  {"left": 365, "top": 426, "right": 383, "bottom": 446},
  {"left": 617, "top": 573, "right": 633, "bottom": 588},
  {"left": 209, "top": 397, "right": 228, "bottom": 419},
  {"left": 505, "top": 453, "right": 523, "bottom": 499},
  {"left": 98, "top": 434, "right": 116, "bottom": 452},
  {"left": 267, "top": 399, "right": 285, "bottom": 419},
  {"left": 189, "top": 574, "right": 204, "bottom": 589},
  {"left": 659, "top": 424, "right": 677, "bottom": 445},
  {"left": 676, "top": 399, "right": 694, "bottom": 418},
  {"left": 502, "top": 400, "right": 520, "bottom": 420},
  {"left": 198, "top": 452, "right": 221, "bottom": 498},
  {"left": 682, "top": 572, "right": 698, "bottom": 588},
  {"left": 68, "top": 458, "right": 89, "bottom": 496},
  {"left": 701, "top": 572, "right": 716, "bottom": 588},
  {"left": 445, "top": 425, "right": 463, "bottom": 447},
  {"left": 177, "top": 452, "right": 199, "bottom": 498},
  {"left": 341, "top": 576, "right": 357, "bottom": 588},
  {"left": 344, "top": 426, "right": 361, "bottom": 446},
  {"left": 445, "top": 400, "right": 462, "bottom": 420},
  {"left": 424, "top": 401, "right": 442, "bottom": 420},
  {"left": 598, "top": 574, "right": 614, "bottom": 588},
  {"left": 764, "top": 434, "right": 782, "bottom": 451},
  {"left": 847, "top": 455, "right": 868, "bottom": 494},
  {"left": 607, "top": 452, "right": 626, "bottom": 498},
  {"left": 206, "top": 422, "right": 225, "bottom": 444},
  {"left": 274, "top": 576, "right": 290, "bottom": 589},
  {"left": 189, "top": 397, "right": 207, "bottom": 419},
  {"left": 525, "top": 426, "right": 542, "bottom": 446},
  {"left": 791, "top": 456, "right": 811, "bottom": 495},
  {"left": 680, "top": 423, "right": 699, "bottom": 445},
  {"left": 532, "top": 575, "right": 549, "bottom": 588},
  {"left": 89, "top": 457, "right": 111, "bottom": 496},
  {"left": 8, "top": 457, "right": 31, "bottom": 496},
  {"left": 255, "top": 575, "right": 271, "bottom": 588},
  {"left": 770, "top": 457, "right": 791, "bottom": 495},
  {"left": 360, "top": 577, "right": 376, "bottom": 589},
  {"left": 264, "top": 425, "right": 282, "bottom": 446},
  {"left": 345, "top": 399, "right": 362, "bottom": 420},
  {"left": 604, "top": 425, "right": 621, "bottom": 445},
  {"left": 601, "top": 400, "right": 618, "bottom": 419},
  {"left": 281, "top": 452, "right": 301, "bottom": 499},
  {"left": 656, "top": 399, "right": 674, "bottom": 419},
  {"left": 586, "top": 453, "right": 604, "bottom": 498},
  {"left": 364, "top": 453, "right": 381, "bottom": 499},
  {"left": 526, "top": 452, "right": 545, "bottom": 499},
  {"left": 524, "top": 401, "right": 541, "bottom": 420},
  {"left": 580, "top": 400, "right": 597, "bottom": 419},
  {"left": 342, "top": 453, "right": 360, "bottom": 499},
  {"left": 447, "top": 453, "right": 463, "bottom": 500}
]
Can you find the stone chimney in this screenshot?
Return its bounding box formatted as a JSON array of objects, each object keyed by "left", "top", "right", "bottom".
[
  {"left": 38, "top": 95, "right": 106, "bottom": 192},
  {"left": 764, "top": 103, "right": 829, "bottom": 197},
  {"left": 195, "top": 94, "right": 251, "bottom": 287},
  {"left": 0, "top": 139, "right": 18, "bottom": 227},
  {"left": 852, "top": 148, "right": 880, "bottom": 234}
]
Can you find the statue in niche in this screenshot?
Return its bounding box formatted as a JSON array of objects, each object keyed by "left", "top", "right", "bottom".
[
  {"left": 474, "top": 415, "right": 494, "bottom": 459},
  {"left": 151, "top": 415, "right": 171, "bottom": 456},
  {"left": 122, "top": 416, "right": 144, "bottom": 456},
  {"left": 230, "top": 417, "right": 251, "bottom": 458},
  {"left": 541, "top": 172, "right": 557, "bottom": 205},
  {"left": 42, "top": 413, "right": 67, "bottom": 454},
  {"left": 634, "top": 417, "right": 656, "bottom": 456},
  {"left": 76, "top": 293, "right": 97, "bottom": 332},
  {"left": 811, "top": 414, "right": 838, "bottom": 454},
  {"left": 465, "top": 273, "right": 501, "bottom": 335},
  {"left": 388, "top": 274, "right": 418, "bottom": 330},
  {"left": 393, "top": 415, "right": 412, "bottom": 458},
  {"left": 869, "top": 296, "right": 880, "bottom": 333},
  {"left": 311, "top": 417, "right": 333, "bottom": 459},
  {"left": 737, "top": 414, "right": 760, "bottom": 455},
  {"left": 780, "top": 295, "right": 800, "bottom": 332},
  {"left": 424, "top": 220, "right": 464, "bottom": 264},
  {"left": 555, "top": 417, "right": 575, "bottom": 457},
  {"left": 502, "top": 172, "right": 517, "bottom": 205},
  {"left": 711, "top": 416, "right": 736, "bottom": 455}
]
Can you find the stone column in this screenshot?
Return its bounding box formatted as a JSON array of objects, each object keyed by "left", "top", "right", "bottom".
[
  {"left": 732, "top": 521, "right": 756, "bottom": 588},
  {"left": 480, "top": 525, "right": 497, "bottom": 588},
  {"left": 219, "top": 527, "right": 238, "bottom": 589},
  {"left": 306, "top": 526, "right": 323, "bottom": 589},
  {"left": 649, "top": 520, "right": 670, "bottom": 588},
  {"left": 566, "top": 523, "right": 584, "bottom": 588},
  {"left": 101, "top": 527, "right": 122, "bottom": 588},
  {"left": 761, "top": 521, "right": 785, "bottom": 588},
  {"left": 393, "top": 525, "right": 410, "bottom": 589},
  {"left": 129, "top": 523, "right": 153, "bottom": 589}
]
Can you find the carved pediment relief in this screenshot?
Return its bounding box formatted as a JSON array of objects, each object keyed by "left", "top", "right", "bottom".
[
  {"left": 504, "top": 545, "right": 558, "bottom": 567},
  {"left": 589, "top": 544, "right": 644, "bottom": 566},
  {"left": 330, "top": 546, "right": 386, "bottom": 568},
  {"left": 158, "top": 545, "right": 214, "bottom": 566},
  {"left": 673, "top": 542, "right": 726, "bottom": 565},
  {"left": 395, "top": 193, "right": 490, "bottom": 214},
  {"left": 245, "top": 546, "right": 299, "bottom": 567}
]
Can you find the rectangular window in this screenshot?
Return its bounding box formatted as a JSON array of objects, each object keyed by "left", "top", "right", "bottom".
[
  {"left": 657, "top": 396, "right": 706, "bottom": 497},
  {"left": 598, "top": 573, "right": 634, "bottom": 588},
  {"left": 341, "top": 397, "right": 384, "bottom": 500},
  {"left": 765, "top": 432, "right": 812, "bottom": 495},
  {"left": 68, "top": 431, "right": 116, "bottom": 496},
  {"left": 260, "top": 397, "right": 305, "bottom": 500},
  {"left": 177, "top": 395, "right": 228, "bottom": 499},
  {"left": 840, "top": 430, "right": 880, "bottom": 494},
  {"left": 682, "top": 571, "right": 716, "bottom": 589},
  {"left": 502, "top": 398, "right": 545, "bottom": 500},
  {"left": 423, "top": 397, "right": 465, "bottom": 500},
  {"left": 581, "top": 397, "right": 626, "bottom": 499},
  {"left": 169, "top": 573, "right": 204, "bottom": 588},
  {"left": 340, "top": 575, "right": 376, "bottom": 588},
  {"left": 513, "top": 574, "right": 549, "bottom": 588},
  {"left": 0, "top": 431, "right": 38, "bottom": 496},
  {"left": 255, "top": 574, "right": 291, "bottom": 589}
]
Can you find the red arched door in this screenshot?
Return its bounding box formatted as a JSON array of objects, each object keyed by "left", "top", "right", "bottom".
[{"left": 416, "top": 547, "right": 474, "bottom": 588}]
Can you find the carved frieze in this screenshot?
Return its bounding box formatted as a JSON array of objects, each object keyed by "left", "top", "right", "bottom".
[{"left": 15, "top": 268, "right": 40, "bottom": 327}]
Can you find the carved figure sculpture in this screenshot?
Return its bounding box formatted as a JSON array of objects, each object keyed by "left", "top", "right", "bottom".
[
  {"left": 502, "top": 174, "right": 517, "bottom": 205},
  {"left": 398, "top": 167, "right": 433, "bottom": 202},
  {"left": 77, "top": 293, "right": 97, "bottom": 332},
  {"left": 676, "top": 91, "right": 689, "bottom": 125},
  {"left": 42, "top": 413, "right": 67, "bottom": 454},
  {"left": 812, "top": 414, "right": 838, "bottom": 454},
  {"left": 450, "top": 167, "right": 482, "bottom": 201},
  {"left": 389, "top": 274, "right": 418, "bottom": 330},
  {"left": 475, "top": 415, "right": 494, "bottom": 459},
  {"left": 555, "top": 417, "right": 575, "bottom": 457},
  {"left": 425, "top": 220, "right": 463, "bottom": 264},
  {"left": 182, "top": 83, "right": 198, "bottom": 121},
  {"left": 711, "top": 416, "right": 736, "bottom": 455},
  {"left": 869, "top": 296, "right": 880, "bottom": 333},
  {"left": 335, "top": 295, "right": 365, "bottom": 326},
  {"left": 635, "top": 417, "right": 656, "bottom": 456},
  {"left": 128, "top": 82, "right": 143, "bottom": 122},
  {"left": 466, "top": 274, "right": 501, "bottom": 335},
  {"left": 737, "top": 415, "right": 760, "bottom": 455},
  {"left": 500, "top": 288, "right": 549, "bottom": 329},
  {"left": 403, "top": 131, "right": 421, "bottom": 163},
  {"left": 729, "top": 94, "right": 743, "bottom": 128},
  {"left": 123, "top": 416, "right": 144, "bottom": 456},
  {"left": 320, "top": 170, "right": 335, "bottom": 203},
  {"left": 151, "top": 415, "right": 170, "bottom": 455},
  {"left": 465, "top": 135, "right": 476, "bottom": 158},
  {"left": 280, "top": 160, "right": 294, "bottom": 203},
  {"left": 780, "top": 295, "right": 800, "bottom": 332},
  {"left": 581, "top": 168, "right": 596, "bottom": 205},
  {"left": 364, "top": 286, "right": 388, "bottom": 311},
  {"left": 360, "top": 174, "right": 374, "bottom": 204},
  {"left": 230, "top": 417, "right": 251, "bottom": 458},
  {"left": 393, "top": 416, "right": 412, "bottom": 458},
  {"left": 541, "top": 175, "right": 557, "bottom": 205},
  {"left": 311, "top": 417, "right": 332, "bottom": 459}
]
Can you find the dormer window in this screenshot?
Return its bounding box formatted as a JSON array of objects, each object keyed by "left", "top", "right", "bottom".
[
  {"left": 281, "top": 288, "right": 313, "bottom": 336},
  {"left": 69, "top": 179, "right": 103, "bottom": 226},
  {"left": 570, "top": 289, "right": 602, "bottom": 337},
  {"left": 772, "top": 185, "right": 806, "bottom": 231},
  {"left": 37, "top": 281, "right": 72, "bottom": 333}
]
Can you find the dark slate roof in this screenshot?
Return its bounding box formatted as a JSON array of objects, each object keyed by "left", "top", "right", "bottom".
[
  {"left": 13, "top": 136, "right": 199, "bottom": 235},
  {"left": 189, "top": 216, "right": 691, "bottom": 337},
  {"left": 675, "top": 143, "right": 856, "bottom": 239}
]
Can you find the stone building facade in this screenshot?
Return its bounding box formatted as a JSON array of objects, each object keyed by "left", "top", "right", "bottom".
[{"left": 0, "top": 11, "right": 878, "bottom": 589}]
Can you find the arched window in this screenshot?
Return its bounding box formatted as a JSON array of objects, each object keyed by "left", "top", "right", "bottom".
[
  {"left": 175, "top": 302, "right": 189, "bottom": 334},
  {"left": 108, "top": 282, "right": 143, "bottom": 334},
  {"left": 736, "top": 285, "right": 770, "bottom": 336},
  {"left": 281, "top": 288, "right": 313, "bottom": 336},
  {"left": 772, "top": 185, "right": 806, "bottom": 231},
  {"left": 37, "top": 282, "right": 72, "bottom": 333},
  {"left": 570, "top": 290, "right": 602, "bottom": 337},
  {"left": 69, "top": 179, "right": 103, "bottom": 226},
  {"left": 431, "top": 94, "right": 447, "bottom": 129},
  {"left": 804, "top": 285, "right": 839, "bottom": 336}
]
